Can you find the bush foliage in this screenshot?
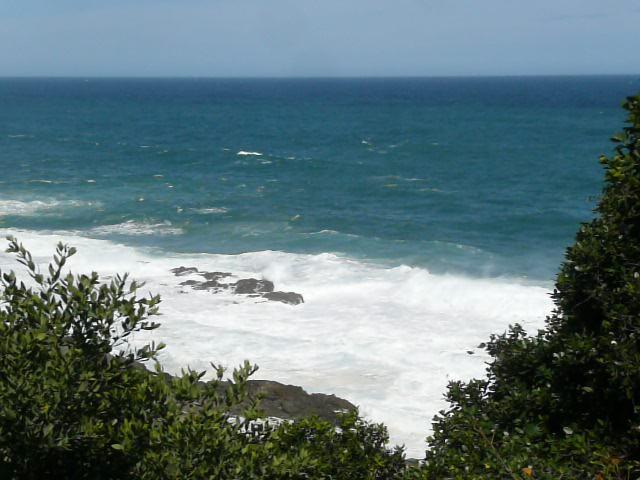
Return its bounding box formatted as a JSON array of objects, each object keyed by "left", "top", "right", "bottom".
[
  {"left": 418, "top": 95, "right": 640, "bottom": 479},
  {"left": 0, "top": 239, "right": 404, "bottom": 479},
  {"left": 1, "top": 94, "right": 639, "bottom": 479}
]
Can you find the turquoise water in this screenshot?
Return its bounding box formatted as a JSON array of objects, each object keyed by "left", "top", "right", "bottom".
[{"left": 2, "top": 76, "right": 637, "bottom": 280}]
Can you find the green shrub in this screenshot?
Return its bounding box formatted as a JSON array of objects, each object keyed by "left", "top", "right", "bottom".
[
  {"left": 418, "top": 95, "right": 640, "bottom": 479},
  {"left": 0, "top": 238, "right": 405, "bottom": 479}
]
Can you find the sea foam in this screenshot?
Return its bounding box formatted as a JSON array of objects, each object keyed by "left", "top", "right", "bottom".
[
  {"left": 0, "top": 229, "right": 552, "bottom": 457},
  {"left": 237, "top": 151, "right": 263, "bottom": 156},
  {"left": 0, "top": 199, "right": 96, "bottom": 217},
  {"left": 88, "top": 220, "right": 183, "bottom": 236}
]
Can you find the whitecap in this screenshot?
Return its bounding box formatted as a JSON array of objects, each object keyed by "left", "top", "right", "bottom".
[
  {"left": 237, "top": 151, "right": 263, "bottom": 157},
  {"left": 0, "top": 200, "right": 53, "bottom": 216},
  {"left": 88, "top": 220, "right": 183, "bottom": 236},
  {"left": 191, "top": 207, "right": 228, "bottom": 215},
  {"left": 307, "top": 229, "right": 340, "bottom": 235},
  {"left": 0, "top": 199, "right": 97, "bottom": 217}
]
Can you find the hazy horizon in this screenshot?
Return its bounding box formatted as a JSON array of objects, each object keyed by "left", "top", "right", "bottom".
[
  {"left": 1, "top": 74, "right": 639, "bottom": 80},
  {"left": 2, "top": 0, "right": 639, "bottom": 78}
]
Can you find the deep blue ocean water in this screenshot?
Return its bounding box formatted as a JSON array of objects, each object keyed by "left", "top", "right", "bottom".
[{"left": 1, "top": 76, "right": 638, "bottom": 280}]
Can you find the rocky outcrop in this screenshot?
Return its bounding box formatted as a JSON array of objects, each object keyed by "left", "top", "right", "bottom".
[
  {"left": 234, "top": 278, "right": 274, "bottom": 294},
  {"left": 262, "top": 291, "right": 304, "bottom": 305},
  {"left": 170, "top": 266, "right": 199, "bottom": 276},
  {"left": 232, "top": 380, "right": 354, "bottom": 423},
  {"left": 171, "top": 266, "right": 304, "bottom": 305},
  {"left": 123, "top": 356, "right": 354, "bottom": 425}
]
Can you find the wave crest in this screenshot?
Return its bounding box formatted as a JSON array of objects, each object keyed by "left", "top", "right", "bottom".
[{"left": 89, "top": 221, "right": 183, "bottom": 236}]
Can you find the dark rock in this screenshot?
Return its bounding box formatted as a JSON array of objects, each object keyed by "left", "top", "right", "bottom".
[
  {"left": 171, "top": 266, "right": 199, "bottom": 276},
  {"left": 192, "top": 280, "right": 228, "bottom": 291},
  {"left": 201, "top": 271, "right": 232, "bottom": 281},
  {"left": 234, "top": 278, "right": 275, "bottom": 294},
  {"left": 126, "top": 356, "right": 351, "bottom": 424},
  {"left": 231, "top": 380, "right": 354, "bottom": 424},
  {"left": 172, "top": 268, "right": 303, "bottom": 307},
  {"left": 262, "top": 291, "right": 304, "bottom": 305}
]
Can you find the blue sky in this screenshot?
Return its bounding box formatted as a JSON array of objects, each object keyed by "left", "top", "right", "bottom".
[{"left": 1, "top": 0, "right": 639, "bottom": 77}]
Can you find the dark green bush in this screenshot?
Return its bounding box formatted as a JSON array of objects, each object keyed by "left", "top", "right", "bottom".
[
  {"left": 0, "top": 238, "right": 405, "bottom": 479},
  {"left": 418, "top": 95, "right": 640, "bottom": 479}
]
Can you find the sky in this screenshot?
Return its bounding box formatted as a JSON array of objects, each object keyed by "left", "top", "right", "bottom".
[{"left": 1, "top": 0, "right": 639, "bottom": 77}]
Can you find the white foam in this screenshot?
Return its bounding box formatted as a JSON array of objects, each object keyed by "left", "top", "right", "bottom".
[
  {"left": 0, "top": 230, "right": 552, "bottom": 458},
  {"left": 27, "top": 179, "right": 55, "bottom": 184},
  {"left": 191, "top": 207, "right": 229, "bottom": 215},
  {"left": 237, "top": 151, "right": 263, "bottom": 156},
  {"left": 88, "top": 221, "right": 183, "bottom": 236},
  {"left": 308, "top": 229, "right": 340, "bottom": 235},
  {"left": 0, "top": 199, "right": 96, "bottom": 217}
]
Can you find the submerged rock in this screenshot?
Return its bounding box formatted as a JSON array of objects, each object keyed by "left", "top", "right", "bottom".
[
  {"left": 201, "top": 271, "right": 232, "bottom": 281},
  {"left": 262, "top": 291, "right": 304, "bottom": 305},
  {"left": 171, "top": 266, "right": 199, "bottom": 276},
  {"left": 234, "top": 278, "right": 274, "bottom": 294},
  {"left": 192, "top": 280, "right": 228, "bottom": 291}
]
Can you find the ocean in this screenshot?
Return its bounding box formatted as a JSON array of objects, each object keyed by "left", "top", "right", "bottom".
[{"left": 0, "top": 76, "right": 637, "bottom": 456}]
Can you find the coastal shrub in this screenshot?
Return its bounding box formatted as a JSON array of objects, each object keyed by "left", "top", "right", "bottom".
[
  {"left": 0, "top": 237, "right": 405, "bottom": 479},
  {"left": 417, "top": 95, "right": 640, "bottom": 479}
]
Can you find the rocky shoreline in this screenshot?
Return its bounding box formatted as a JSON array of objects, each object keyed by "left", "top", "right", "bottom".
[
  {"left": 131, "top": 358, "right": 355, "bottom": 424},
  {"left": 230, "top": 379, "right": 355, "bottom": 424}
]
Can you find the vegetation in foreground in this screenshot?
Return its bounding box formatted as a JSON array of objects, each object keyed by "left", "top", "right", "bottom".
[
  {"left": 0, "top": 94, "right": 639, "bottom": 479},
  {"left": 0, "top": 238, "right": 404, "bottom": 479},
  {"left": 413, "top": 94, "right": 640, "bottom": 480}
]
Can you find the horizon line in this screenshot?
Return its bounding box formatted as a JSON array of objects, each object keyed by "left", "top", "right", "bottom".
[{"left": 0, "top": 73, "right": 639, "bottom": 81}]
